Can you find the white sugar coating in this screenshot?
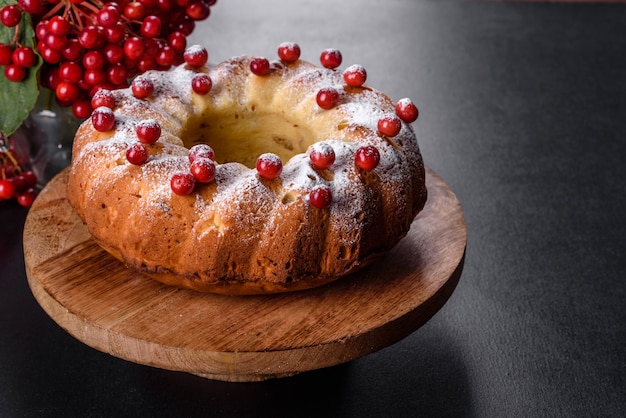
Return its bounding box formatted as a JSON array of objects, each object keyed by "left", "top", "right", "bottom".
[
  {"left": 77, "top": 56, "right": 411, "bottom": 210},
  {"left": 297, "top": 67, "right": 345, "bottom": 91},
  {"left": 68, "top": 53, "right": 426, "bottom": 290},
  {"left": 322, "top": 47, "right": 341, "bottom": 55},
  {"left": 92, "top": 89, "right": 114, "bottom": 102},
  {"left": 133, "top": 74, "right": 152, "bottom": 84},
  {"left": 344, "top": 64, "right": 366, "bottom": 74},
  {"left": 397, "top": 97, "right": 414, "bottom": 107},
  {"left": 94, "top": 106, "right": 114, "bottom": 116},
  {"left": 186, "top": 44, "right": 206, "bottom": 55},
  {"left": 258, "top": 153, "right": 283, "bottom": 165},
  {"left": 342, "top": 98, "right": 387, "bottom": 130},
  {"left": 310, "top": 142, "right": 335, "bottom": 158},
  {"left": 189, "top": 143, "right": 215, "bottom": 161},
  {"left": 137, "top": 118, "right": 160, "bottom": 128},
  {"left": 279, "top": 41, "right": 298, "bottom": 48}
]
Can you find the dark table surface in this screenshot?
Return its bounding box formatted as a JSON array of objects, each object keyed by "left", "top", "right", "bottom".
[{"left": 2, "top": 0, "right": 625, "bottom": 416}]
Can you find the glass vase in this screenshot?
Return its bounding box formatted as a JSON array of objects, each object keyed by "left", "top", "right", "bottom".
[{"left": 10, "top": 90, "right": 82, "bottom": 185}]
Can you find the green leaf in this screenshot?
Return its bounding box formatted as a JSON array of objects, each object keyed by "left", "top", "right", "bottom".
[{"left": 0, "top": 0, "right": 41, "bottom": 137}]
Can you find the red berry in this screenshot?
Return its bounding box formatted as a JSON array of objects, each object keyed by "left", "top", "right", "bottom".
[
  {"left": 104, "top": 44, "right": 125, "bottom": 64},
  {"left": 170, "top": 172, "right": 196, "bottom": 195},
  {"left": 316, "top": 87, "right": 339, "bottom": 110},
  {"left": 78, "top": 78, "right": 92, "bottom": 92},
  {"left": 124, "top": 37, "right": 146, "bottom": 60},
  {"left": 22, "top": 171, "right": 37, "bottom": 188},
  {"left": 102, "top": 1, "right": 121, "bottom": 12},
  {"left": 395, "top": 98, "right": 419, "bottom": 123},
  {"left": 137, "top": 57, "right": 156, "bottom": 73},
  {"left": 4, "top": 65, "right": 26, "bottom": 82},
  {"left": 183, "top": 45, "right": 208, "bottom": 67},
  {"left": 84, "top": 69, "right": 107, "bottom": 86},
  {"left": 343, "top": 64, "right": 367, "bottom": 87},
  {"left": 143, "top": 38, "right": 160, "bottom": 58},
  {"left": 0, "top": 179, "right": 15, "bottom": 200},
  {"left": 107, "top": 63, "right": 128, "bottom": 85},
  {"left": 48, "top": 15, "right": 71, "bottom": 36},
  {"left": 97, "top": 7, "right": 120, "bottom": 27},
  {"left": 78, "top": 26, "right": 106, "bottom": 50},
  {"left": 12, "top": 175, "right": 26, "bottom": 193},
  {"left": 62, "top": 38, "right": 83, "bottom": 61},
  {"left": 139, "top": 0, "right": 158, "bottom": 9},
  {"left": 191, "top": 73, "right": 212, "bottom": 95},
  {"left": 250, "top": 57, "right": 270, "bottom": 76},
  {"left": 91, "top": 107, "right": 116, "bottom": 131},
  {"left": 175, "top": 16, "right": 195, "bottom": 36},
  {"left": 186, "top": 1, "right": 211, "bottom": 20},
  {"left": 256, "top": 153, "right": 283, "bottom": 180},
  {"left": 190, "top": 157, "right": 216, "bottom": 183},
  {"left": 355, "top": 145, "right": 380, "bottom": 171},
  {"left": 12, "top": 47, "right": 37, "bottom": 67},
  {"left": 377, "top": 116, "right": 402, "bottom": 137},
  {"left": 91, "top": 89, "right": 116, "bottom": 109},
  {"left": 126, "top": 143, "right": 149, "bottom": 165},
  {"left": 0, "top": 44, "right": 12, "bottom": 65},
  {"left": 157, "top": 0, "right": 172, "bottom": 12},
  {"left": 43, "top": 33, "right": 68, "bottom": 51},
  {"left": 1, "top": 5, "right": 22, "bottom": 27},
  {"left": 16, "top": 188, "right": 37, "bottom": 207},
  {"left": 135, "top": 119, "right": 161, "bottom": 144},
  {"left": 55, "top": 81, "right": 80, "bottom": 103},
  {"left": 39, "top": 44, "right": 62, "bottom": 64},
  {"left": 40, "top": 66, "right": 61, "bottom": 89},
  {"left": 309, "top": 142, "right": 335, "bottom": 169},
  {"left": 18, "top": 0, "right": 44, "bottom": 15},
  {"left": 82, "top": 50, "right": 105, "bottom": 70},
  {"left": 105, "top": 22, "right": 125, "bottom": 44},
  {"left": 35, "top": 20, "right": 48, "bottom": 40},
  {"left": 124, "top": 2, "right": 146, "bottom": 20},
  {"left": 320, "top": 48, "right": 342, "bottom": 69},
  {"left": 72, "top": 100, "right": 93, "bottom": 119},
  {"left": 188, "top": 144, "right": 215, "bottom": 163},
  {"left": 140, "top": 15, "right": 162, "bottom": 38},
  {"left": 131, "top": 76, "right": 155, "bottom": 99},
  {"left": 59, "top": 61, "right": 83, "bottom": 83},
  {"left": 156, "top": 45, "right": 175, "bottom": 66},
  {"left": 309, "top": 184, "right": 332, "bottom": 209},
  {"left": 168, "top": 31, "right": 187, "bottom": 52},
  {"left": 277, "top": 42, "right": 300, "bottom": 63}
]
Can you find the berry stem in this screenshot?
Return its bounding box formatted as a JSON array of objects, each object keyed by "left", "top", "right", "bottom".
[
  {"left": 10, "top": 22, "right": 20, "bottom": 46},
  {"left": 41, "top": 2, "right": 66, "bottom": 22},
  {"left": 0, "top": 136, "right": 22, "bottom": 179},
  {"left": 76, "top": 1, "right": 102, "bottom": 19}
]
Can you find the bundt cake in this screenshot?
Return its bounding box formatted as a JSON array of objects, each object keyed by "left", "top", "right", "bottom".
[{"left": 67, "top": 43, "right": 427, "bottom": 295}]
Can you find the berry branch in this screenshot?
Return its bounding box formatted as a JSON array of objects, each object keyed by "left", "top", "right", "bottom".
[
  {"left": 0, "top": 134, "right": 38, "bottom": 206},
  {"left": 0, "top": 0, "right": 217, "bottom": 136},
  {"left": 0, "top": 0, "right": 216, "bottom": 206}
]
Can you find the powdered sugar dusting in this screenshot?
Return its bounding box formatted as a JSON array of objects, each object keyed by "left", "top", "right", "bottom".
[{"left": 69, "top": 53, "right": 425, "bottom": 288}]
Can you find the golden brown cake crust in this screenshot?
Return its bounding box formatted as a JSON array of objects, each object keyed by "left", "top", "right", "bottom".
[{"left": 67, "top": 55, "right": 427, "bottom": 295}]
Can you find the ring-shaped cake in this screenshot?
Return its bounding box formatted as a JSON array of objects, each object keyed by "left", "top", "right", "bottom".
[{"left": 67, "top": 44, "right": 427, "bottom": 295}]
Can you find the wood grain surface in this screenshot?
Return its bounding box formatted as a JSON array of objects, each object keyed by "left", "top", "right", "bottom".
[{"left": 23, "top": 166, "right": 466, "bottom": 382}]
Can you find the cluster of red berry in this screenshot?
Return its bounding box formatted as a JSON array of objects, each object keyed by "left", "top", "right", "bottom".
[
  {"left": 0, "top": 137, "right": 38, "bottom": 206},
  {"left": 0, "top": 0, "right": 216, "bottom": 119}
]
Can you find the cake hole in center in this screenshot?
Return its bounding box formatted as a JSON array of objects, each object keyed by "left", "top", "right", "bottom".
[{"left": 183, "top": 109, "right": 315, "bottom": 168}]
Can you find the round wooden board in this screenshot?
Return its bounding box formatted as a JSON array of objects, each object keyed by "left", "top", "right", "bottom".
[{"left": 23, "top": 166, "right": 466, "bottom": 382}]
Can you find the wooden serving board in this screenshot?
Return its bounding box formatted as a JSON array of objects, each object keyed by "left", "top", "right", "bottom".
[{"left": 23, "top": 167, "right": 466, "bottom": 382}]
